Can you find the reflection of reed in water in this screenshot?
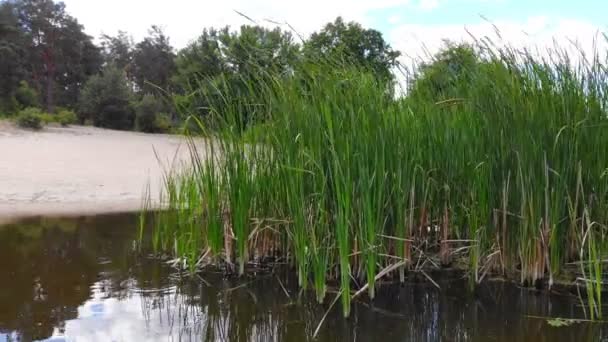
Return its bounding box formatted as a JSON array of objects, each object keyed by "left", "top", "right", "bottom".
[
  {"left": 139, "top": 272, "right": 607, "bottom": 342},
  {"left": 138, "top": 273, "right": 327, "bottom": 342},
  {"left": 1, "top": 214, "right": 605, "bottom": 342}
]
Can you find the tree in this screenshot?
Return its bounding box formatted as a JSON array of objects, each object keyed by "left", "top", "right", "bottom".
[
  {"left": 132, "top": 26, "right": 176, "bottom": 94},
  {"left": 408, "top": 42, "right": 481, "bottom": 100},
  {"left": 173, "top": 28, "right": 226, "bottom": 90},
  {"left": 100, "top": 31, "right": 133, "bottom": 71},
  {"left": 173, "top": 25, "right": 300, "bottom": 123},
  {"left": 79, "top": 65, "right": 134, "bottom": 130},
  {"left": 305, "top": 17, "right": 400, "bottom": 83},
  {"left": 218, "top": 25, "right": 300, "bottom": 77},
  {"left": 53, "top": 19, "right": 103, "bottom": 108},
  {"left": 10, "top": 0, "right": 102, "bottom": 112},
  {"left": 135, "top": 94, "right": 169, "bottom": 133},
  {"left": 0, "top": 1, "right": 26, "bottom": 113},
  {"left": 174, "top": 25, "right": 299, "bottom": 89}
]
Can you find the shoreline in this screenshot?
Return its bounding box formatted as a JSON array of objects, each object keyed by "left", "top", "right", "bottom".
[
  {"left": 0, "top": 200, "right": 145, "bottom": 225},
  {"left": 0, "top": 122, "right": 195, "bottom": 225}
]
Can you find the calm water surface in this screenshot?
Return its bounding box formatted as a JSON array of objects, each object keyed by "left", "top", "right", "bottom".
[{"left": 0, "top": 213, "right": 606, "bottom": 342}]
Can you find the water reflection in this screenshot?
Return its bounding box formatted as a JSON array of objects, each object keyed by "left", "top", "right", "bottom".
[{"left": 0, "top": 214, "right": 606, "bottom": 341}]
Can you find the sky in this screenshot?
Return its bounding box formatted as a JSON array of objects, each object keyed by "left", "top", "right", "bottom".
[{"left": 62, "top": 0, "right": 608, "bottom": 64}]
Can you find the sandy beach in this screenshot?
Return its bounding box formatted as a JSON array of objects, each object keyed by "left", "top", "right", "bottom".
[{"left": 0, "top": 121, "right": 195, "bottom": 223}]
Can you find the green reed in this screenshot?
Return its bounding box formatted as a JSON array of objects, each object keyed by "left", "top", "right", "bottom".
[{"left": 144, "top": 40, "right": 608, "bottom": 318}]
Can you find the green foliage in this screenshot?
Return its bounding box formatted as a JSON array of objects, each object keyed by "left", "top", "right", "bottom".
[
  {"left": 305, "top": 17, "right": 400, "bottom": 84},
  {"left": 100, "top": 31, "right": 134, "bottom": 70},
  {"left": 0, "top": 2, "right": 25, "bottom": 114},
  {"left": 0, "top": 96, "right": 18, "bottom": 115},
  {"left": 147, "top": 39, "right": 608, "bottom": 319},
  {"left": 56, "top": 108, "right": 77, "bottom": 126},
  {"left": 219, "top": 25, "right": 300, "bottom": 76},
  {"left": 173, "top": 28, "right": 226, "bottom": 89},
  {"left": 32, "top": 108, "right": 77, "bottom": 126},
  {"left": 172, "top": 25, "right": 300, "bottom": 123},
  {"left": 36, "top": 112, "right": 55, "bottom": 124},
  {"left": 173, "top": 18, "right": 398, "bottom": 128},
  {"left": 155, "top": 113, "right": 172, "bottom": 132},
  {"left": 15, "top": 107, "right": 43, "bottom": 130},
  {"left": 5, "top": 0, "right": 102, "bottom": 112},
  {"left": 135, "top": 94, "right": 170, "bottom": 133},
  {"left": 408, "top": 42, "right": 483, "bottom": 100},
  {"left": 79, "top": 65, "right": 135, "bottom": 130},
  {"left": 132, "top": 26, "right": 176, "bottom": 94},
  {"left": 15, "top": 81, "right": 39, "bottom": 108}
]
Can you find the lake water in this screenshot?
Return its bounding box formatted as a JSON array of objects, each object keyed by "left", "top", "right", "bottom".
[{"left": 0, "top": 213, "right": 606, "bottom": 341}]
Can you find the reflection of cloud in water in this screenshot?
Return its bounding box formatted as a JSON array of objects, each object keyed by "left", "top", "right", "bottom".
[
  {"left": 0, "top": 332, "right": 19, "bottom": 342},
  {"left": 56, "top": 282, "right": 202, "bottom": 342},
  {"left": 41, "top": 334, "right": 68, "bottom": 342}
]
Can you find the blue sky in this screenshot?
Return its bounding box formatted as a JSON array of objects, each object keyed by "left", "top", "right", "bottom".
[
  {"left": 63, "top": 0, "right": 606, "bottom": 61},
  {"left": 369, "top": 0, "right": 607, "bottom": 30}
]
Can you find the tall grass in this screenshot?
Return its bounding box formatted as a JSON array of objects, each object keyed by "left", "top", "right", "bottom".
[{"left": 144, "top": 40, "right": 608, "bottom": 317}]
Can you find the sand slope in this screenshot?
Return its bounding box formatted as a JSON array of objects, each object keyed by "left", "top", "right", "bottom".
[{"left": 0, "top": 122, "right": 195, "bottom": 221}]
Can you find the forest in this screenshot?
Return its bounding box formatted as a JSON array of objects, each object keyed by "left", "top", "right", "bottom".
[{"left": 0, "top": 0, "right": 401, "bottom": 132}]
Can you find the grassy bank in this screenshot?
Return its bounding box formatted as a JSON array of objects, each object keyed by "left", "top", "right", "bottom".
[{"left": 142, "top": 42, "right": 608, "bottom": 318}]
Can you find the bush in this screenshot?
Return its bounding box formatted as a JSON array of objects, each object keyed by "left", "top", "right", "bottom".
[
  {"left": 155, "top": 113, "right": 172, "bottom": 132},
  {"left": 0, "top": 96, "right": 18, "bottom": 115},
  {"left": 37, "top": 112, "right": 54, "bottom": 124},
  {"left": 15, "top": 81, "right": 39, "bottom": 109},
  {"left": 15, "top": 107, "right": 43, "bottom": 130},
  {"left": 57, "top": 109, "right": 77, "bottom": 126},
  {"left": 33, "top": 109, "right": 77, "bottom": 127},
  {"left": 79, "top": 66, "right": 135, "bottom": 130},
  {"left": 135, "top": 94, "right": 171, "bottom": 133}
]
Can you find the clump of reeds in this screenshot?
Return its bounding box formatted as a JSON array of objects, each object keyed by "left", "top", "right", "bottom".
[{"left": 144, "top": 38, "right": 608, "bottom": 318}]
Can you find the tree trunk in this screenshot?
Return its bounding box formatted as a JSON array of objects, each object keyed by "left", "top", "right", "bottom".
[
  {"left": 46, "top": 76, "right": 53, "bottom": 113},
  {"left": 42, "top": 47, "right": 55, "bottom": 113}
]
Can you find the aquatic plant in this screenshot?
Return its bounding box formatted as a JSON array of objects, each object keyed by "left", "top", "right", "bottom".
[{"left": 143, "top": 38, "right": 608, "bottom": 318}]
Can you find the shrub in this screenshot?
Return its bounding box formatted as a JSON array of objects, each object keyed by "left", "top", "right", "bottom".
[
  {"left": 37, "top": 112, "right": 55, "bottom": 124},
  {"left": 0, "top": 96, "right": 18, "bottom": 115},
  {"left": 57, "top": 109, "right": 77, "bottom": 126},
  {"left": 79, "top": 65, "right": 135, "bottom": 130},
  {"left": 154, "top": 113, "right": 172, "bottom": 133},
  {"left": 32, "top": 109, "right": 77, "bottom": 126},
  {"left": 135, "top": 94, "right": 171, "bottom": 133},
  {"left": 15, "top": 81, "right": 39, "bottom": 109},
  {"left": 15, "top": 107, "right": 43, "bottom": 130}
]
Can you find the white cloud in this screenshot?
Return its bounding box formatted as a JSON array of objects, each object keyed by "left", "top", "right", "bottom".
[
  {"left": 389, "top": 16, "right": 606, "bottom": 96},
  {"left": 388, "top": 15, "right": 402, "bottom": 24},
  {"left": 62, "top": 0, "right": 606, "bottom": 85},
  {"left": 63, "top": 0, "right": 410, "bottom": 48},
  {"left": 418, "top": 0, "right": 440, "bottom": 11},
  {"left": 390, "top": 16, "right": 607, "bottom": 65}
]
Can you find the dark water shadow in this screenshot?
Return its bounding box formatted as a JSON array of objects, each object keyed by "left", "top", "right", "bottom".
[{"left": 0, "top": 213, "right": 606, "bottom": 342}]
